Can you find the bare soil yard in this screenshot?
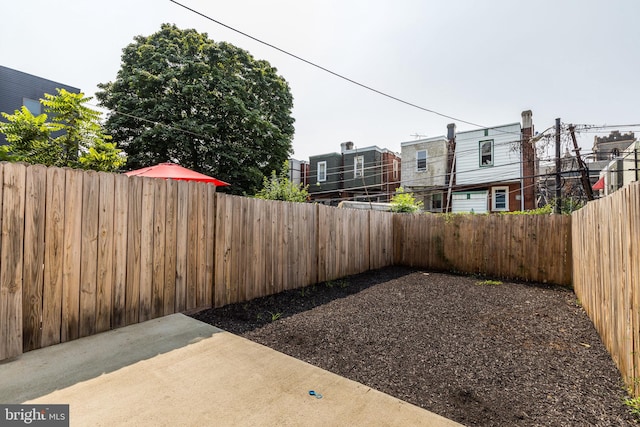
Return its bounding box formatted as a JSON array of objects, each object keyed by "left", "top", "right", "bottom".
[{"left": 192, "top": 267, "right": 637, "bottom": 426}]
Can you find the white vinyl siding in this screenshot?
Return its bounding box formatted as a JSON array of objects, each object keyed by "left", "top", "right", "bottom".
[
  {"left": 454, "top": 123, "right": 521, "bottom": 185},
  {"left": 317, "top": 161, "right": 327, "bottom": 182},
  {"left": 451, "top": 191, "right": 488, "bottom": 213}
]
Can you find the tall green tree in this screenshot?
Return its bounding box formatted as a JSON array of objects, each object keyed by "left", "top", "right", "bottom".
[
  {"left": 0, "top": 89, "right": 125, "bottom": 171},
  {"left": 96, "top": 23, "right": 295, "bottom": 195}
]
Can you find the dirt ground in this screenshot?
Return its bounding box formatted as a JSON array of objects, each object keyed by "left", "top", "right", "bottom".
[{"left": 191, "top": 267, "right": 637, "bottom": 426}]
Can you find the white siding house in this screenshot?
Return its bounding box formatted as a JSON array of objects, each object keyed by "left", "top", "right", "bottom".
[
  {"left": 455, "top": 123, "right": 522, "bottom": 185},
  {"left": 449, "top": 119, "right": 536, "bottom": 213}
]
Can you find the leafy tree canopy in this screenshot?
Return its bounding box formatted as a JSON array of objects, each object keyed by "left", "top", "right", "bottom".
[
  {"left": 255, "top": 161, "right": 309, "bottom": 202},
  {"left": 390, "top": 187, "right": 424, "bottom": 213},
  {"left": 0, "top": 89, "right": 125, "bottom": 171},
  {"left": 96, "top": 23, "right": 295, "bottom": 195}
]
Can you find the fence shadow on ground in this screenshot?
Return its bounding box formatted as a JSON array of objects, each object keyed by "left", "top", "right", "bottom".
[{"left": 191, "top": 266, "right": 416, "bottom": 334}]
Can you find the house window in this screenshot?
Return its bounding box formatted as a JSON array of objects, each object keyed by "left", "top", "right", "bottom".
[
  {"left": 492, "top": 187, "right": 508, "bottom": 211},
  {"left": 393, "top": 159, "right": 399, "bottom": 180},
  {"left": 480, "top": 140, "right": 493, "bottom": 167},
  {"left": 23, "top": 98, "right": 41, "bottom": 115},
  {"left": 416, "top": 150, "right": 427, "bottom": 171},
  {"left": 354, "top": 156, "right": 364, "bottom": 178},
  {"left": 317, "top": 161, "right": 327, "bottom": 182}
]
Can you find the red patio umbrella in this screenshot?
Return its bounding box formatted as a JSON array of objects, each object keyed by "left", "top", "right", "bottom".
[
  {"left": 592, "top": 176, "right": 604, "bottom": 191},
  {"left": 124, "top": 162, "right": 230, "bottom": 186}
]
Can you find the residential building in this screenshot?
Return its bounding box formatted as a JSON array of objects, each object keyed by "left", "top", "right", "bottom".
[
  {"left": 400, "top": 134, "right": 450, "bottom": 212},
  {"left": 287, "top": 158, "right": 309, "bottom": 187},
  {"left": 308, "top": 142, "right": 401, "bottom": 205},
  {"left": 594, "top": 139, "right": 639, "bottom": 196},
  {"left": 450, "top": 110, "right": 536, "bottom": 213},
  {"left": 0, "top": 65, "right": 80, "bottom": 145},
  {"left": 308, "top": 151, "right": 343, "bottom": 205}
]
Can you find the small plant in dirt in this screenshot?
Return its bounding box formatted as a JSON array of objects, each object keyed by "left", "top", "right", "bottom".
[
  {"left": 476, "top": 280, "right": 503, "bottom": 286},
  {"left": 325, "top": 279, "right": 349, "bottom": 289},
  {"left": 623, "top": 395, "right": 640, "bottom": 420},
  {"left": 268, "top": 311, "right": 282, "bottom": 322}
]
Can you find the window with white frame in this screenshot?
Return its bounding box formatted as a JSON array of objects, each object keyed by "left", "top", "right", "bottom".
[
  {"left": 480, "top": 140, "right": 494, "bottom": 167},
  {"left": 317, "top": 161, "right": 327, "bottom": 182},
  {"left": 416, "top": 150, "right": 427, "bottom": 171},
  {"left": 393, "top": 159, "right": 399, "bottom": 180},
  {"left": 492, "top": 186, "right": 508, "bottom": 211},
  {"left": 354, "top": 155, "right": 364, "bottom": 177}
]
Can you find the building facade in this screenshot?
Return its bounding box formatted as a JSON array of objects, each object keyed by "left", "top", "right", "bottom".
[
  {"left": 0, "top": 65, "right": 81, "bottom": 145},
  {"left": 308, "top": 142, "right": 401, "bottom": 205},
  {"left": 450, "top": 110, "right": 536, "bottom": 213},
  {"left": 400, "top": 135, "right": 450, "bottom": 212}
]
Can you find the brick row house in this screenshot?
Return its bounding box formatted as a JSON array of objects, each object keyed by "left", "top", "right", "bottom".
[
  {"left": 307, "top": 142, "right": 401, "bottom": 205},
  {"left": 401, "top": 110, "right": 536, "bottom": 213}
]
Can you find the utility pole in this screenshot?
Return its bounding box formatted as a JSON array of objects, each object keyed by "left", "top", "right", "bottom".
[
  {"left": 555, "top": 118, "right": 562, "bottom": 214},
  {"left": 569, "top": 125, "right": 594, "bottom": 201}
]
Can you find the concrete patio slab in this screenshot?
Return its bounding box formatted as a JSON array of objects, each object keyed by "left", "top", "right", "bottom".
[{"left": 0, "top": 314, "right": 463, "bottom": 426}]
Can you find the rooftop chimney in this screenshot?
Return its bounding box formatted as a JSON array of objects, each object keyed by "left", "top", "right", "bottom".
[
  {"left": 340, "top": 141, "right": 354, "bottom": 153},
  {"left": 447, "top": 123, "right": 456, "bottom": 140},
  {"left": 521, "top": 110, "right": 533, "bottom": 130}
]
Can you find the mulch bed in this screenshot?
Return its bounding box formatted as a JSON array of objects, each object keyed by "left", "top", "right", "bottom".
[{"left": 191, "top": 266, "right": 637, "bottom": 426}]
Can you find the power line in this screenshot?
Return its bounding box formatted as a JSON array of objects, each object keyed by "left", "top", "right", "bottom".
[{"left": 169, "top": 0, "right": 493, "bottom": 130}]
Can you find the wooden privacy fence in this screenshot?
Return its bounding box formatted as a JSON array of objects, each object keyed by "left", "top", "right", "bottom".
[
  {"left": 393, "top": 213, "right": 572, "bottom": 285},
  {"left": 0, "top": 162, "right": 393, "bottom": 360},
  {"left": 572, "top": 181, "right": 640, "bottom": 396}
]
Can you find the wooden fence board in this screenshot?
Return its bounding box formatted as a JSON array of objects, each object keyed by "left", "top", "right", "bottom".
[
  {"left": 79, "top": 171, "right": 99, "bottom": 338},
  {"left": 96, "top": 172, "right": 115, "bottom": 334},
  {"left": 185, "top": 182, "right": 198, "bottom": 310},
  {"left": 125, "top": 176, "right": 142, "bottom": 326},
  {"left": 111, "top": 174, "right": 129, "bottom": 328},
  {"left": 22, "top": 165, "right": 46, "bottom": 352},
  {"left": 61, "top": 168, "right": 82, "bottom": 342},
  {"left": 204, "top": 184, "right": 216, "bottom": 309},
  {"left": 163, "top": 179, "right": 177, "bottom": 315},
  {"left": 195, "top": 183, "right": 208, "bottom": 309},
  {"left": 42, "top": 167, "right": 66, "bottom": 347},
  {"left": 151, "top": 178, "right": 166, "bottom": 319},
  {"left": 138, "top": 178, "right": 155, "bottom": 322},
  {"left": 174, "top": 180, "right": 188, "bottom": 312},
  {"left": 0, "top": 163, "right": 25, "bottom": 360}
]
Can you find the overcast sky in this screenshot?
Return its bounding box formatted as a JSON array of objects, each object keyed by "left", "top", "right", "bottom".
[{"left": 2, "top": 0, "right": 639, "bottom": 161}]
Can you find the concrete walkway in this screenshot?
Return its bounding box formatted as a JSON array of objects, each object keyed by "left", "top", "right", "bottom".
[{"left": 0, "top": 314, "right": 463, "bottom": 426}]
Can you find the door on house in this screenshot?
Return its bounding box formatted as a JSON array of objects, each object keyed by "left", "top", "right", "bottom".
[{"left": 451, "top": 191, "right": 488, "bottom": 213}]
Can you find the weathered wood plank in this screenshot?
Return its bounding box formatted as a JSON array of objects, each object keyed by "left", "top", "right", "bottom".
[
  {"left": 151, "top": 178, "right": 166, "bottom": 319},
  {"left": 41, "top": 167, "right": 66, "bottom": 347},
  {"left": 22, "top": 165, "right": 46, "bottom": 352},
  {"left": 61, "top": 168, "right": 83, "bottom": 342},
  {"left": 138, "top": 178, "right": 155, "bottom": 322},
  {"left": 0, "top": 163, "right": 26, "bottom": 360},
  {"left": 195, "top": 183, "right": 208, "bottom": 309},
  {"left": 185, "top": 182, "right": 198, "bottom": 310},
  {"left": 111, "top": 174, "right": 129, "bottom": 328},
  {"left": 96, "top": 172, "right": 115, "bottom": 333},
  {"left": 174, "top": 180, "right": 188, "bottom": 312},
  {"left": 163, "top": 179, "right": 177, "bottom": 315},
  {"left": 125, "top": 176, "right": 142, "bottom": 325},
  {"left": 79, "top": 170, "right": 99, "bottom": 338},
  {"left": 204, "top": 184, "right": 216, "bottom": 308}
]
